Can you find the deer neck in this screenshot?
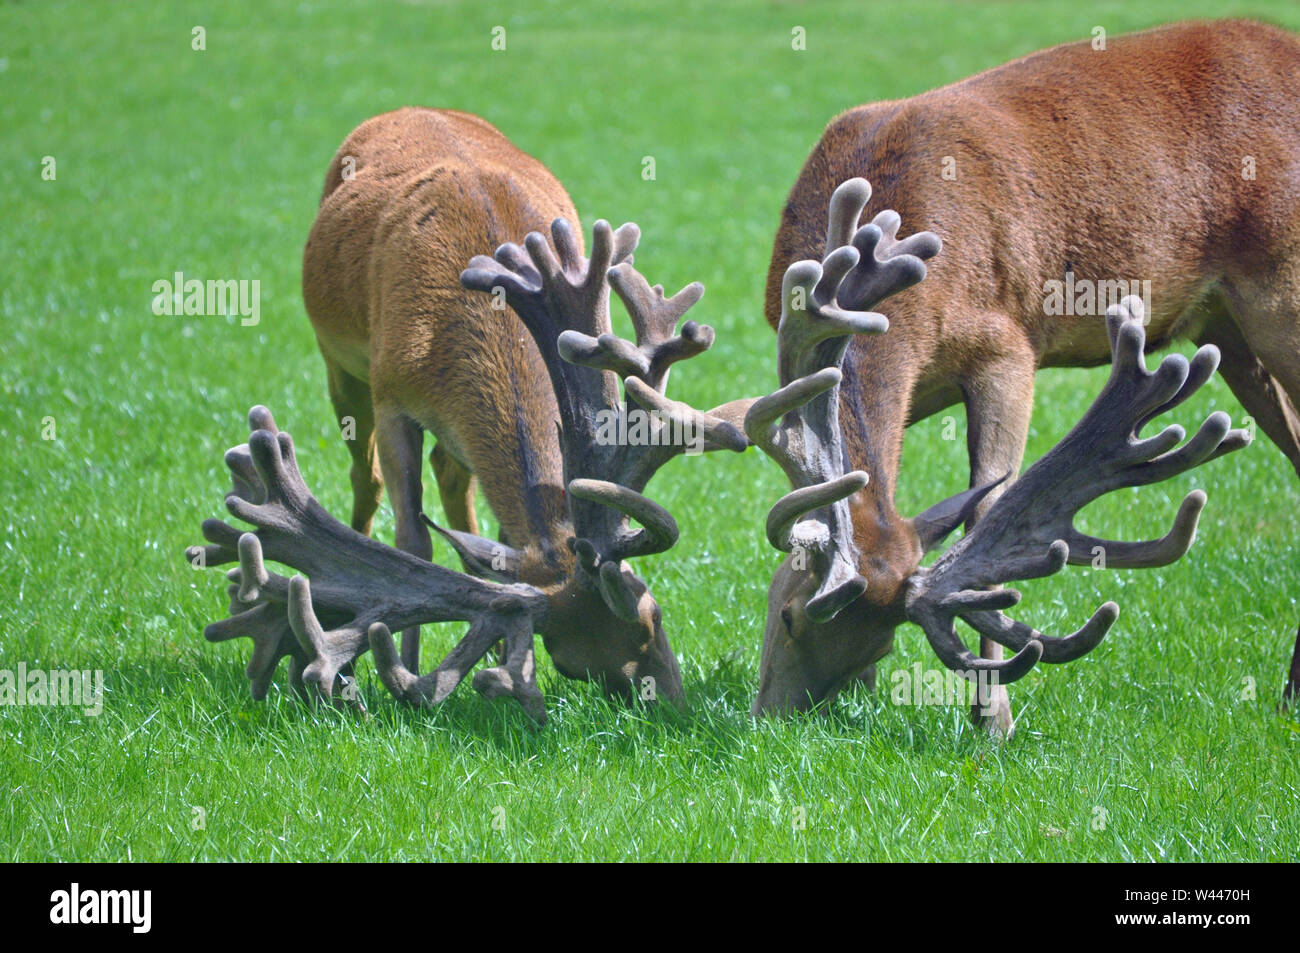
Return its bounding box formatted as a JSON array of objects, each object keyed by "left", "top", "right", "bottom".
[
  {"left": 447, "top": 352, "right": 575, "bottom": 587},
  {"left": 838, "top": 329, "right": 927, "bottom": 600}
]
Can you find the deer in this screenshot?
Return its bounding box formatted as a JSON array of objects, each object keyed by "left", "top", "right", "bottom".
[
  {"left": 184, "top": 107, "right": 750, "bottom": 722},
  {"left": 758, "top": 16, "right": 1295, "bottom": 731},
  {"left": 750, "top": 179, "right": 1251, "bottom": 726}
]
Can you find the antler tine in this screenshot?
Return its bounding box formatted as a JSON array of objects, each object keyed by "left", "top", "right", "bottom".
[
  {"left": 186, "top": 408, "right": 307, "bottom": 701},
  {"left": 910, "top": 596, "right": 1046, "bottom": 680},
  {"left": 187, "top": 407, "right": 551, "bottom": 721},
  {"left": 555, "top": 265, "right": 708, "bottom": 389},
  {"left": 368, "top": 593, "right": 545, "bottom": 725},
  {"left": 763, "top": 472, "right": 870, "bottom": 554},
  {"left": 961, "top": 600, "right": 1119, "bottom": 664},
  {"left": 826, "top": 177, "right": 943, "bottom": 313},
  {"left": 777, "top": 255, "right": 890, "bottom": 383},
  {"left": 223, "top": 532, "right": 308, "bottom": 699},
  {"left": 554, "top": 239, "right": 748, "bottom": 470},
  {"left": 609, "top": 265, "right": 709, "bottom": 391},
  {"left": 905, "top": 295, "right": 1250, "bottom": 682},
  {"left": 567, "top": 478, "right": 679, "bottom": 561},
  {"left": 743, "top": 369, "right": 840, "bottom": 464},
  {"left": 194, "top": 529, "right": 305, "bottom": 701},
  {"left": 284, "top": 574, "right": 368, "bottom": 707}
]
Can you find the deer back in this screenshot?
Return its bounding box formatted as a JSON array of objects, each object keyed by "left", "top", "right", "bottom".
[{"left": 767, "top": 19, "right": 1300, "bottom": 372}]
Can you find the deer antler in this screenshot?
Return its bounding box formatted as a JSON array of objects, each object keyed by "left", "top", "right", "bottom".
[
  {"left": 745, "top": 178, "right": 942, "bottom": 620},
  {"left": 461, "top": 218, "right": 748, "bottom": 619},
  {"left": 186, "top": 409, "right": 310, "bottom": 700},
  {"left": 905, "top": 296, "right": 1251, "bottom": 682},
  {"left": 186, "top": 406, "right": 551, "bottom": 722},
  {"left": 558, "top": 265, "right": 707, "bottom": 393}
]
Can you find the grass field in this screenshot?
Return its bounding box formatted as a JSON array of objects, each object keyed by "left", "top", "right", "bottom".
[{"left": 3, "top": 0, "right": 1298, "bottom": 862}]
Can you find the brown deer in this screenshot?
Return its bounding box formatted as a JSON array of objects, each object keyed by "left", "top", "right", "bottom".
[
  {"left": 186, "top": 108, "right": 750, "bottom": 721},
  {"left": 758, "top": 18, "right": 1295, "bottom": 729}
]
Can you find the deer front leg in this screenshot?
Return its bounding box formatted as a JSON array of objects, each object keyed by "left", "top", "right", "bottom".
[
  {"left": 431, "top": 440, "right": 480, "bottom": 536},
  {"left": 961, "top": 343, "right": 1037, "bottom": 737},
  {"left": 375, "top": 408, "right": 433, "bottom": 673}
]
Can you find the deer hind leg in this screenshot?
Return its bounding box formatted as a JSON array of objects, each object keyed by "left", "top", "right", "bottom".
[
  {"left": 325, "top": 360, "right": 383, "bottom": 535},
  {"left": 1210, "top": 280, "right": 1300, "bottom": 708},
  {"left": 430, "top": 440, "right": 480, "bottom": 535},
  {"left": 960, "top": 342, "right": 1038, "bottom": 738},
  {"left": 374, "top": 407, "right": 432, "bottom": 674}
]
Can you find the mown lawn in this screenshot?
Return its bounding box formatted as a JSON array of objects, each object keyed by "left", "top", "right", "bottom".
[{"left": 2, "top": 0, "right": 1297, "bottom": 861}]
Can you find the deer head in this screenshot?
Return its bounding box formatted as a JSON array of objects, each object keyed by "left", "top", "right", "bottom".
[
  {"left": 748, "top": 178, "right": 1251, "bottom": 714},
  {"left": 187, "top": 217, "right": 749, "bottom": 723}
]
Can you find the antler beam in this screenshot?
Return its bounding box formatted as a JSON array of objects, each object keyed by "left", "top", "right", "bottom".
[{"left": 746, "top": 178, "right": 942, "bottom": 621}]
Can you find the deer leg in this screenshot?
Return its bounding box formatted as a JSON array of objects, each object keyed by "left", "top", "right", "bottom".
[
  {"left": 431, "top": 441, "right": 507, "bottom": 664},
  {"left": 1209, "top": 284, "right": 1300, "bottom": 708},
  {"left": 374, "top": 408, "right": 432, "bottom": 674},
  {"left": 325, "top": 360, "right": 383, "bottom": 535},
  {"left": 431, "top": 440, "right": 480, "bottom": 535},
  {"left": 1195, "top": 310, "right": 1300, "bottom": 468},
  {"left": 961, "top": 344, "right": 1037, "bottom": 738}
]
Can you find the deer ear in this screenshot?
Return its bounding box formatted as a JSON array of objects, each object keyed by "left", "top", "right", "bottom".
[
  {"left": 911, "top": 474, "right": 1009, "bottom": 552},
  {"left": 423, "top": 515, "right": 522, "bottom": 582}
]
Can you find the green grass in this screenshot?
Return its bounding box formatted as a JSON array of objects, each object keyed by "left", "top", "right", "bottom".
[{"left": 2, "top": 0, "right": 1298, "bottom": 861}]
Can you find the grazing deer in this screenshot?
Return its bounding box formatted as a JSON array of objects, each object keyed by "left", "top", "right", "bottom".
[
  {"left": 186, "top": 108, "right": 749, "bottom": 720},
  {"left": 760, "top": 17, "right": 1294, "bottom": 730},
  {"left": 750, "top": 180, "right": 1249, "bottom": 723}
]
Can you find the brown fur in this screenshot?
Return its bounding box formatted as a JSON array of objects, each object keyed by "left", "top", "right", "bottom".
[
  {"left": 762, "top": 20, "right": 1300, "bottom": 720},
  {"left": 304, "top": 108, "right": 578, "bottom": 582}
]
